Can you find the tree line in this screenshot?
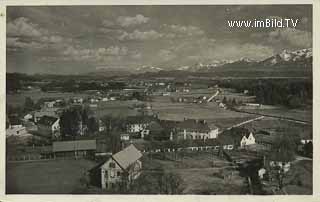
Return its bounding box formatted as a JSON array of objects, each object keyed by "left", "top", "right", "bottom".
[{"left": 217, "top": 79, "right": 312, "bottom": 108}]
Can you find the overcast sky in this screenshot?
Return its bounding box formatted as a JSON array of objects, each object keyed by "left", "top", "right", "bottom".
[{"left": 6, "top": 5, "right": 312, "bottom": 74}]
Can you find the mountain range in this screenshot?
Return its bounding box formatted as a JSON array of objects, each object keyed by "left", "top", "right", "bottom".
[{"left": 144, "top": 48, "right": 312, "bottom": 72}]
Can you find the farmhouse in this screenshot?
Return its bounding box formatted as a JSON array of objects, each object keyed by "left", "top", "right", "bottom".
[
  {"left": 239, "top": 132, "right": 255, "bottom": 148},
  {"left": 52, "top": 139, "right": 96, "bottom": 158},
  {"left": 176, "top": 119, "right": 219, "bottom": 140},
  {"left": 37, "top": 115, "right": 60, "bottom": 139},
  {"left": 89, "top": 144, "right": 142, "bottom": 189},
  {"left": 126, "top": 115, "right": 157, "bottom": 134}
]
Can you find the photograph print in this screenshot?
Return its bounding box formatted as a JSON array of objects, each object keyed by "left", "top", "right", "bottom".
[{"left": 6, "top": 5, "right": 313, "bottom": 195}]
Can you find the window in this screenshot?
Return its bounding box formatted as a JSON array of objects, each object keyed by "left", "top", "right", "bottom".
[
  {"left": 110, "top": 170, "right": 115, "bottom": 178},
  {"left": 109, "top": 162, "right": 115, "bottom": 168},
  {"left": 117, "top": 171, "right": 121, "bottom": 177}
]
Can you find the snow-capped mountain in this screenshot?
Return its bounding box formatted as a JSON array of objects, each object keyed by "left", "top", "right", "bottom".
[
  {"left": 136, "top": 65, "right": 163, "bottom": 72},
  {"left": 189, "top": 48, "right": 312, "bottom": 71},
  {"left": 260, "top": 48, "right": 312, "bottom": 66}
]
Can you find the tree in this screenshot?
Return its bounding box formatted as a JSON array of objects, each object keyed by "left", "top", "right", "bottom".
[
  {"left": 87, "top": 117, "right": 99, "bottom": 134},
  {"left": 304, "top": 141, "right": 313, "bottom": 158},
  {"left": 24, "top": 97, "right": 35, "bottom": 112},
  {"left": 222, "top": 96, "right": 227, "bottom": 104},
  {"left": 269, "top": 134, "right": 296, "bottom": 190}
]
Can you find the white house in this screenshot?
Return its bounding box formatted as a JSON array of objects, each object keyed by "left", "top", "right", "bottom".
[
  {"left": 177, "top": 119, "right": 219, "bottom": 140},
  {"left": 240, "top": 132, "right": 256, "bottom": 148},
  {"left": 90, "top": 144, "right": 142, "bottom": 189}
]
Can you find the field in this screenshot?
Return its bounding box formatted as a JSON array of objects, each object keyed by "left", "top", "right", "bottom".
[
  {"left": 150, "top": 96, "right": 258, "bottom": 129},
  {"left": 6, "top": 90, "right": 90, "bottom": 107},
  {"left": 6, "top": 159, "right": 96, "bottom": 194},
  {"left": 284, "top": 160, "right": 312, "bottom": 194},
  {"left": 242, "top": 117, "right": 312, "bottom": 140},
  {"left": 239, "top": 108, "right": 312, "bottom": 123},
  {"left": 91, "top": 100, "right": 144, "bottom": 118},
  {"left": 140, "top": 152, "right": 247, "bottom": 194}
]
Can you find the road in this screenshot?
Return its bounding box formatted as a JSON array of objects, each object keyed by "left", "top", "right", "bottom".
[
  {"left": 224, "top": 116, "right": 265, "bottom": 132},
  {"left": 232, "top": 109, "right": 311, "bottom": 125}
]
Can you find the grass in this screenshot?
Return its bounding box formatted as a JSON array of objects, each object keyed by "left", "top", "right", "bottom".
[
  {"left": 6, "top": 90, "right": 90, "bottom": 107},
  {"left": 141, "top": 152, "right": 246, "bottom": 194},
  {"left": 284, "top": 160, "right": 312, "bottom": 194},
  {"left": 6, "top": 159, "right": 96, "bottom": 194}
]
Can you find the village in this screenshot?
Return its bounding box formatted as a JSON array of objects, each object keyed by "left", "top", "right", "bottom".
[{"left": 6, "top": 77, "right": 313, "bottom": 194}]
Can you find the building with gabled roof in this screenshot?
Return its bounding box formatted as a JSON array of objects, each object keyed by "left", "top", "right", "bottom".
[
  {"left": 52, "top": 139, "right": 96, "bottom": 158},
  {"left": 176, "top": 119, "right": 219, "bottom": 140},
  {"left": 37, "top": 115, "right": 60, "bottom": 139},
  {"left": 89, "top": 144, "right": 142, "bottom": 189}
]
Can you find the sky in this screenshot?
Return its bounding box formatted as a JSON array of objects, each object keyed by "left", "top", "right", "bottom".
[{"left": 6, "top": 5, "right": 312, "bottom": 74}]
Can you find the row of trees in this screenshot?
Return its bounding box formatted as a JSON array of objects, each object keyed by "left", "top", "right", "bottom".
[
  {"left": 60, "top": 106, "right": 99, "bottom": 138},
  {"left": 41, "top": 80, "right": 126, "bottom": 92},
  {"left": 217, "top": 79, "right": 312, "bottom": 108}
]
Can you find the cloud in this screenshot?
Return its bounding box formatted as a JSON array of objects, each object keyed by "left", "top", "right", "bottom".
[
  {"left": 118, "top": 29, "right": 163, "bottom": 41},
  {"left": 164, "top": 24, "right": 205, "bottom": 37},
  {"left": 158, "top": 49, "right": 176, "bottom": 61},
  {"left": 62, "top": 45, "right": 130, "bottom": 62},
  {"left": 7, "top": 17, "right": 44, "bottom": 37},
  {"left": 7, "top": 17, "right": 72, "bottom": 51},
  {"left": 268, "top": 28, "right": 312, "bottom": 48},
  {"left": 7, "top": 37, "right": 45, "bottom": 50},
  {"left": 116, "top": 14, "right": 149, "bottom": 27},
  {"left": 102, "top": 19, "right": 115, "bottom": 27}
]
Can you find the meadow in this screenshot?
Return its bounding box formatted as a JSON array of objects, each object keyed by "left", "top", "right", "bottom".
[{"left": 6, "top": 159, "right": 96, "bottom": 194}]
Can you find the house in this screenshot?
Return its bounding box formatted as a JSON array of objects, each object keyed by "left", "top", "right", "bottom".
[
  {"left": 239, "top": 132, "right": 255, "bottom": 148},
  {"left": 72, "top": 97, "right": 83, "bottom": 104},
  {"left": 37, "top": 115, "right": 60, "bottom": 139},
  {"left": 120, "top": 134, "right": 130, "bottom": 141},
  {"left": 176, "top": 119, "right": 219, "bottom": 140},
  {"left": 52, "top": 139, "right": 96, "bottom": 158},
  {"left": 126, "top": 115, "right": 156, "bottom": 134},
  {"left": 89, "top": 144, "right": 142, "bottom": 189},
  {"left": 44, "top": 101, "right": 56, "bottom": 108},
  {"left": 219, "top": 102, "right": 227, "bottom": 109}
]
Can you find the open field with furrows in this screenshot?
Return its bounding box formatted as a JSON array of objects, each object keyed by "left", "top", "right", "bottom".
[
  {"left": 6, "top": 90, "right": 91, "bottom": 107},
  {"left": 166, "top": 88, "right": 255, "bottom": 103},
  {"left": 6, "top": 159, "right": 96, "bottom": 194},
  {"left": 150, "top": 96, "right": 258, "bottom": 129},
  {"left": 141, "top": 152, "right": 247, "bottom": 194},
  {"left": 92, "top": 100, "right": 143, "bottom": 118}
]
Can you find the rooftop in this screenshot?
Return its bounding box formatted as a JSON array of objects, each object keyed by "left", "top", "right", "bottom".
[
  {"left": 52, "top": 139, "right": 96, "bottom": 152},
  {"left": 112, "top": 144, "right": 142, "bottom": 170},
  {"left": 177, "top": 119, "right": 210, "bottom": 133},
  {"left": 37, "top": 115, "right": 59, "bottom": 126}
]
